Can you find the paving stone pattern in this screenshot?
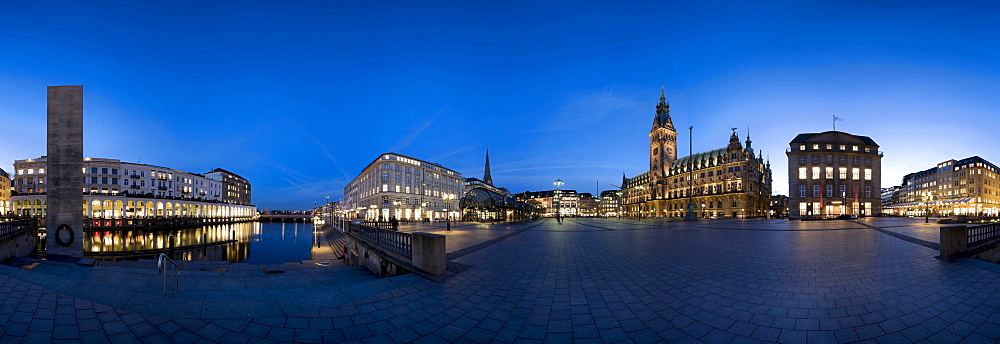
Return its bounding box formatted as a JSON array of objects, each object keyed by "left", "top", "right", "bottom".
[{"left": 3, "top": 217, "right": 1000, "bottom": 343}]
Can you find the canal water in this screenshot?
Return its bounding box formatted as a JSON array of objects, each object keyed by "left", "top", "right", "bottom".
[{"left": 82, "top": 221, "right": 322, "bottom": 264}]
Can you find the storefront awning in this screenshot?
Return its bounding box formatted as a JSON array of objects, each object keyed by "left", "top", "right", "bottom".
[{"left": 884, "top": 198, "right": 973, "bottom": 208}]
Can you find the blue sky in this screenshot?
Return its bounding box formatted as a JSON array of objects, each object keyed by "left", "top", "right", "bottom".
[{"left": 2, "top": 1, "right": 999, "bottom": 209}]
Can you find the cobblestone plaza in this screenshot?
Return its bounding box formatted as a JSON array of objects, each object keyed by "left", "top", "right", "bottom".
[{"left": 2, "top": 217, "right": 1000, "bottom": 343}]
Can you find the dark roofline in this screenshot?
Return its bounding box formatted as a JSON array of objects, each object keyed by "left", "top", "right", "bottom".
[
  {"left": 789, "top": 131, "right": 878, "bottom": 146},
  {"left": 207, "top": 168, "right": 248, "bottom": 182},
  {"left": 356, "top": 152, "right": 461, "bottom": 177}
]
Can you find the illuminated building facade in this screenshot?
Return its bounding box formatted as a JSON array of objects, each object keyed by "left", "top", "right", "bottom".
[
  {"left": 342, "top": 153, "right": 463, "bottom": 221},
  {"left": 599, "top": 190, "right": 620, "bottom": 217},
  {"left": 622, "top": 89, "right": 773, "bottom": 218},
  {"left": 515, "top": 189, "right": 579, "bottom": 217},
  {"left": 883, "top": 156, "right": 1000, "bottom": 217},
  {"left": 0, "top": 168, "right": 10, "bottom": 215},
  {"left": 578, "top": 193, "right": 597, "bottom": 216},
  {"left": 205, "top": 168, "right": 253, "bottom": 206},
  {"left": 786, "top": 131, "right": 882, "bottom": 219},
  {"left": 11, "top": 156, "right": 255, "bottom": 219}
]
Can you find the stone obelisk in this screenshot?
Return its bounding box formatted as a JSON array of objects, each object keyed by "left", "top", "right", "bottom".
[{"left": 46, "top": 86, "right": 84, "bottom": 258}]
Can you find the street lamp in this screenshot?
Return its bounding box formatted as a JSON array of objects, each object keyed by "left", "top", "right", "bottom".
[
  {"left": 554, "top": 179, "right": 564, "bottom": 219},
  {"left": 922, "top": 192, "right": 933, "bottom": 223},
  {"left": 685, "top": 126, "right": 697, "bottom": 221}
]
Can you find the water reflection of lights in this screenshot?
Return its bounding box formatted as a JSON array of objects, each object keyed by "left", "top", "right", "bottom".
[
  {"left": 79, "top": 221, "right": 314, "bottom": 264},
  {"left": 84, "top": 222, "right": 257, "bottom": 262}
]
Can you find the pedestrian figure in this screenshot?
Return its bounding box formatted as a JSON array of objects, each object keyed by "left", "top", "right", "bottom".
[{"left": 390, "top": 216, "right": 399, "bottom": 231}]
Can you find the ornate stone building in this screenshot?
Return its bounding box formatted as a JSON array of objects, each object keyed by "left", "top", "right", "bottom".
[{"left": 622, "top": 89, "right": 773, "bottom": 218}]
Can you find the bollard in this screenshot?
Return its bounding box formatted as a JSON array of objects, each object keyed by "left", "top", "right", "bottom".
[{"left": 940, "top": 225, "right": 969, "bottom": 260}]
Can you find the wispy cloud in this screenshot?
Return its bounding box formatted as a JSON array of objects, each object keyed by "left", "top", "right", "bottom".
[
  {"left": 530, "top": 89, "right": 645, "bottom": 133},
  {"left": 390, "top": 118, "right": 435, "bottom": 152},
  {"left": 428, "top": 145, "right": 479, "bottom": 162},
  {"left": 284, "top": 119, "right": 351, "bottom": 180},
  {"left": 494, "top": 164, "right": 625, "bottom": 174}
]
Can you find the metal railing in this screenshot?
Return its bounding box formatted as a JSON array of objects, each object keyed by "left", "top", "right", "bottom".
[
  {"left": 157, "top": 254, "right": 180, "bottom": 297},
  {"left": 351, "top": 223, "right": 412, "bottom": 259},
  {"left": 362, "top": 220, "right": 393, "bottom": 230},
  {"left": 0, "top": 218, "right": 38, "bottom": 244},
  {"left": 968, "top": 222, "right": 1000, "bottom": 246}
]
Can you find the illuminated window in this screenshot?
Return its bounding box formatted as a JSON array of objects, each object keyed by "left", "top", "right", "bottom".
[
  {"left": 395, "top": 185, "right": 401, "bottom": 193},
  {"left": 799, "top": 145, "right": 805, "bottom": 150},
  {"left": 852, "top": 145, "right": 858, "bottom": 151},
  {"left": 813, "top": 144, "right": 819, "bottom": 149},
  {"left": 852, "top": 168, "right": 860, "bottom": 180},
  {"left": 826, "top": 144, "right": 832, "bottom": 150},
  {"left": 38, "top": 168, "right": 44, "bottom": 174},
  {"left": 27, "top": 169, "right": 33, "bottom": 174},
  {"left": 825, "top": 167, "right": 833, "bottom": 179},
  {"left": 839, "top": 167, "right": 847, "bottom": 179},
  {"left": 864, "top": 169, "right": 872, "bottom": 180},
  {"left": 812, "top": 167, "right": 820, "bottom": 180},
  {"left": 840, "top": 145, "right": 845, "bottom": 150}
]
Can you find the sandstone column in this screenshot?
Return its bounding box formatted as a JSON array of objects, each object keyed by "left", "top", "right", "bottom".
[{"left": 46, "top": 86, "right": 84, "bottom": 257}]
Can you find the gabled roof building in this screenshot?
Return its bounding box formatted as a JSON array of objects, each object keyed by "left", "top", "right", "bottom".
[{"left": 621, "top": 87, "right": 773, "bottom": 218}]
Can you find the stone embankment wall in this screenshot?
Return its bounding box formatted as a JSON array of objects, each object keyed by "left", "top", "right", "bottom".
[
  {"left": 0, "top": 231, "right": 37, "bottom": 262},
  {"left": 345, "top": 238, "right": 405, "bottom": 278}
]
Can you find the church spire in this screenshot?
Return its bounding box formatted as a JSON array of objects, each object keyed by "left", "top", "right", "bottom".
[
  {"left": 745, "top": 126, "right": 753, "bottom": 149},
  {"left": 483, "top": 148, "right": 493, "bottom": 185},
  {"left": 653, "top": 83, "right": 674, "bottom": 131}
]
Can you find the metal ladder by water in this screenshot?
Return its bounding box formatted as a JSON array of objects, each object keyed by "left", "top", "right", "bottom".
[{"left": 157, "top": 254, "right": 180, "bottom": 296}]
